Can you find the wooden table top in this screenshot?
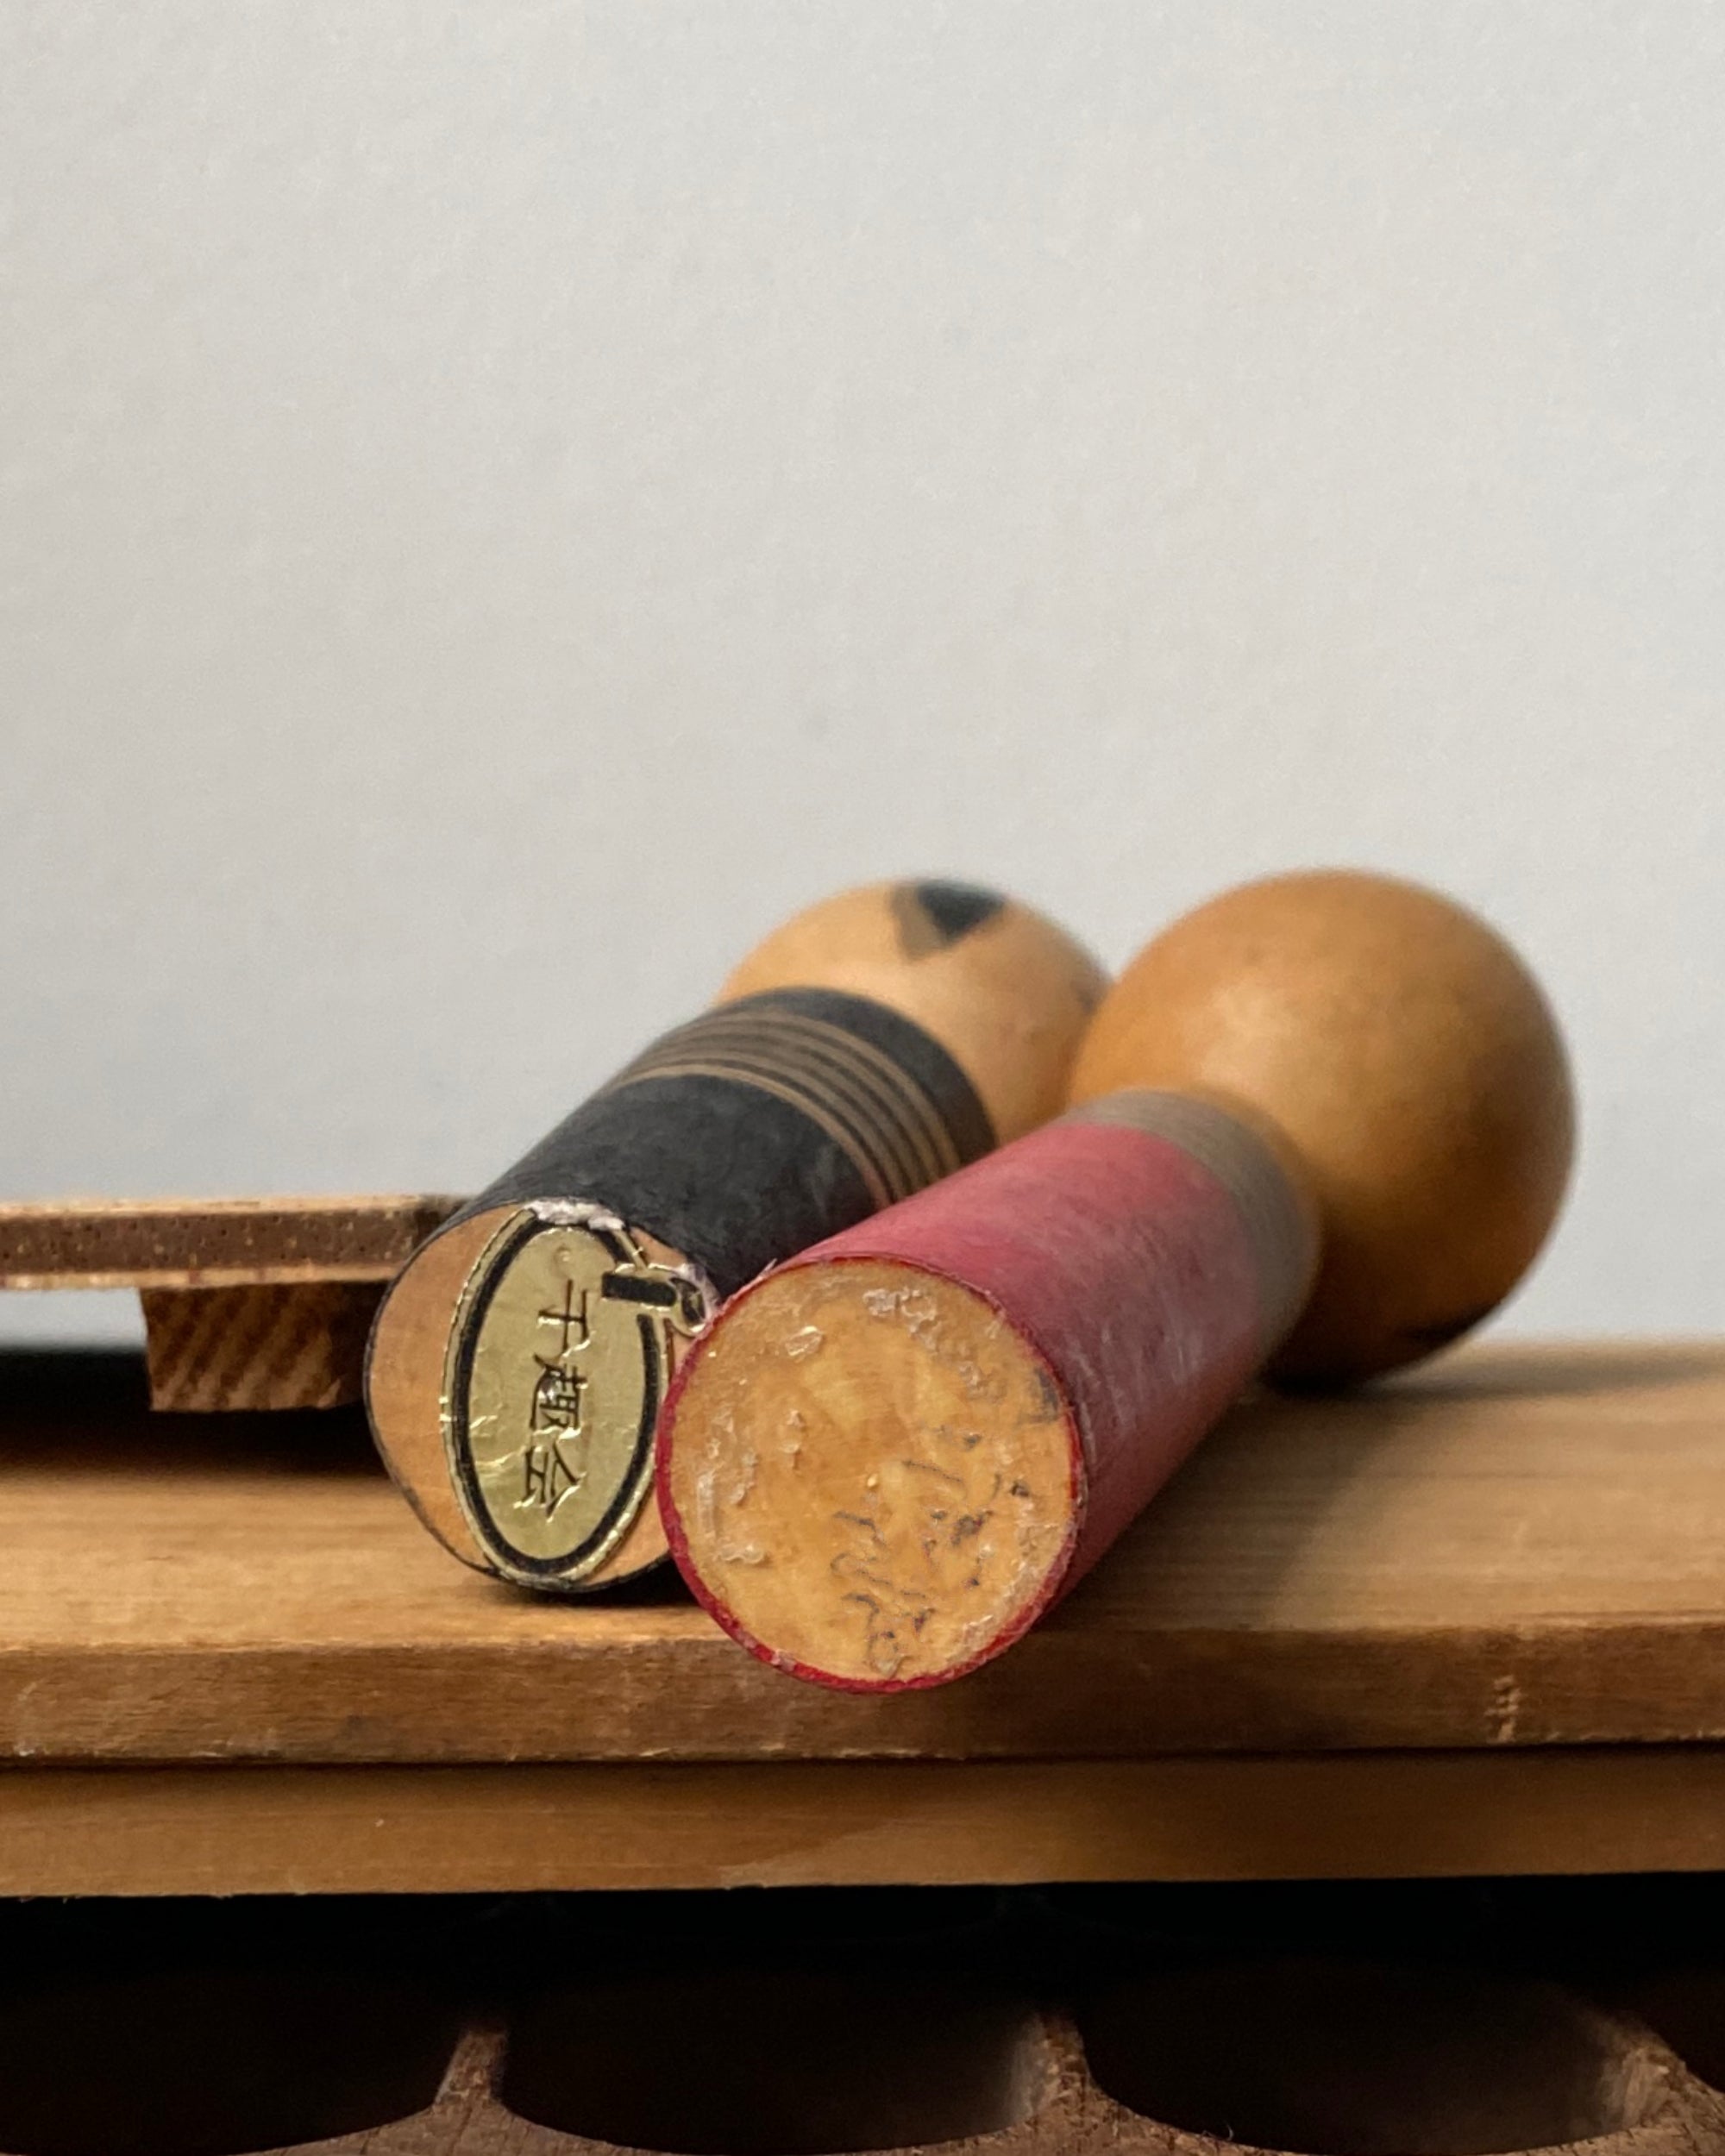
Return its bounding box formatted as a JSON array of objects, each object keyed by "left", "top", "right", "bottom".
[
  {"left": 4, "top": 1338, "right": 1722, "bottom": 1895},
  {"left": 4, "top": 1338, "right": 1722, "bottom": 1770}
]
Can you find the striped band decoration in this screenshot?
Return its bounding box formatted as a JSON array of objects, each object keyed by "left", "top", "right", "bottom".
[
  {"left": 455, "top": 985, "right": 995, "bottom": 1304},
  {"left": 596, "top": 1001, "right": 968, "bottom": 1212}
]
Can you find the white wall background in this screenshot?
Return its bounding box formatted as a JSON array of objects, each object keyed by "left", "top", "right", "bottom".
[{"left": 3, "top": 2, "right": 1722, "bottom": 1344}]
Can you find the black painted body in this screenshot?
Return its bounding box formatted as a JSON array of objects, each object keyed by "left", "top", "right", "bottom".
[{"left": 450, "top": 987, "right": 994, "bottom": 1299}]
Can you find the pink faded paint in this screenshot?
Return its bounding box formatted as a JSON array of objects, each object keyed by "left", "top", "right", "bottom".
[
  {"left": 762, "top": 1116, "right": 1269, "bottom": 1625},
  {"left": 658, "top": 1113, "right": 1287, "bottom": 1688}
]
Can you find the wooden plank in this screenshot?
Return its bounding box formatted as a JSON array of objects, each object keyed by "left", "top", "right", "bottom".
[
  {"left": 0, "top": 1196, "right": 458, "bottom": 1411},
  {"left": 0, "top": 1195, "right": 459, "bottom": 1290},
  {"left": 137, "top": 1282, "right": 386, "bottom": 1411},
  {"left": 1, "top": 1748, "right": 1723, "bottom": 1895},
  {"left": 2, "top": 1340, "right": 1723, "bottom": 1764}
]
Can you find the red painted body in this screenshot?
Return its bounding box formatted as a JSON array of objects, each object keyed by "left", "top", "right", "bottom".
[{"left": 661, "top": 1114, "right": 1276, "bottom": 1684}]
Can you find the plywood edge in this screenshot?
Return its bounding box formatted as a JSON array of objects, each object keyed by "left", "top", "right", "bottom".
[
  {"left": 0, "top": 1196, "right": 463, "bottom": 1288},
  {"left": 5, "top": 1265, "right": 407, "bottom": 1291}
]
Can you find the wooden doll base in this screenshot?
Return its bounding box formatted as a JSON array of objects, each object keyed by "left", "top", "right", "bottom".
[
  {"left": 660, "top": 1256, "right": 1081, "bottom": 1688},
  {"left": 367, "top": 1205, "right": 702, "bottom": 1594}
]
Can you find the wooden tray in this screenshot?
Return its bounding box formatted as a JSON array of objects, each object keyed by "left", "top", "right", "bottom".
[
  {"left": 1, "top": 1340, "right": 1722, "bottom": 1894},
  {"left": 0, "top": 1196, "right": 456, "bottom": 1408}
]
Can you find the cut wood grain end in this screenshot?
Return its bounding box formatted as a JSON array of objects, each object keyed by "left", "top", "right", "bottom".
[{"left": 141, "top": 1282, "right": 387, "bottom": 1413}]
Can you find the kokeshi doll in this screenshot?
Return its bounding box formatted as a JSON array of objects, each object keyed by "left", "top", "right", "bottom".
[
  {"left": 658, "top": 870, "right": 1574, "bottom": 1689},
  {"left": 365, "top": 881, "right": 1105, "bottom": 1594}
]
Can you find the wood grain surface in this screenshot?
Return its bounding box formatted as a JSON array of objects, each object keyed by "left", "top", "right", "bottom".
[
  {"left": 3, "top": 1750, "right": 1725, "bottom": 1894},
  {"left": 1, "top": 1339, "right": 1722, "bottom": 1768},
  {"left": 139, "top": 1282, "right": 387, "bottom": 1411}
]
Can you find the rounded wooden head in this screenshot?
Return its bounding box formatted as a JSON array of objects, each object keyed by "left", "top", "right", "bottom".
[
  {"left": 720, "top": 881, "right": 1107, "bottom": 1145},
  {"left": 1068, "top": 870, "right": 1574, "bottom": 1382}
]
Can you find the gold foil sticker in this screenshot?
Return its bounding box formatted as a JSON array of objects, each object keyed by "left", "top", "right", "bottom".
[{"left": 442, "top": 1206, "right": 710, "bottom": 1584}]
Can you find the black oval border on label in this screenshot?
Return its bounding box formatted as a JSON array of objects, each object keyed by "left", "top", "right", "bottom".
[{"left": 445, "top": 1212, "right": 666, "bottom": 1584}]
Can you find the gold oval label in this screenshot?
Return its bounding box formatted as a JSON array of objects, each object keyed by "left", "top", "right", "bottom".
[{"left": 442, "top": 1207, "right": 708, "bottom": 1585}]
